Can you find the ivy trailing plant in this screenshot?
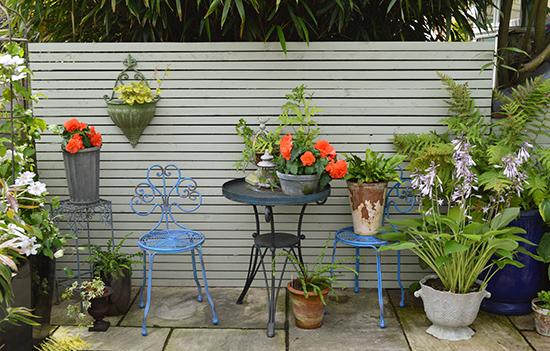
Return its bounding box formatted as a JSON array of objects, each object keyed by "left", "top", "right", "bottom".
[{"left": 394, "top": 72, "right": 550, "bottom": 212}]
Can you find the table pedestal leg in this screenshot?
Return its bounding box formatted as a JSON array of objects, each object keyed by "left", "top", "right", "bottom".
[{"left": 237, "top": 244, "right": 262, "bottom": 304}]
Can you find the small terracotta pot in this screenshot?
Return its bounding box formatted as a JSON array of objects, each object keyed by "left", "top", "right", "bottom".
[
  {"left": 532, "top": 298, "right": 550, "bottom": 337},
  {"left": 287, "top": 279, "right": 330, "bottom": 329}
]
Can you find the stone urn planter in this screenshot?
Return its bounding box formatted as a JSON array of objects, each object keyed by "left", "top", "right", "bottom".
[
  {"left": 63, "top": 146, "right": 101, "bottom": 204},
  {"left": 346, "top": 181, "right": 387, "bottom": 235},
  {"left": 532, "top": 298, "right": 550, "bottom": 336},
  {"left": 414, "top": 275, "right": 491, "bottom": 341},
  {"left": 87, "top": 286, "right": 113, "bottom": 332},
  {"left": 106, "top": 99, "right": 158, "bottom": 148},
  {"left": 276, "top": 172, "right": 319, "bottom": 196},
  {"left": 287, "top": 278, "right": 330, "bottom": 329}
]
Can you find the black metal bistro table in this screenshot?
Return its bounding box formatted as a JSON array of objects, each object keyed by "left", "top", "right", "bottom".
[{"left": 222, "top": 178, "right": 330, "bottom": 337}]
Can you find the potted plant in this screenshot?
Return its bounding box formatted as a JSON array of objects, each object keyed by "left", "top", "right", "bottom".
[
  {"left": 104, "top": 54, "right": 170, "bottom": 147},
  {"left": 234, "top": 117, "right": 280, "bottom": 172},
  {"left": 84, "top": 232, "right": 141, "bottom": 316},
  {"left": 62, "top": 276, "right": 113, "bottom": 332},
  {"left": 343, "top": 148, "right": 405, "bottom": 235},
  {"left": 379, "top": 133, "right": 534, "bottom": 341},
  {"left": 275, "top": 85, "right": 348, "bottom": 195},
  {"left": 48, "top": 119, "right": 103, "bottom": 204},
  {"left": 274, "top": 235, "right": 359, "bottom": 329},
  {"left": 393, "top": 73, "right": 550, "bottom": 315},
  {"left": 532, "top": 291, "right": 550, "bottom": 337}
]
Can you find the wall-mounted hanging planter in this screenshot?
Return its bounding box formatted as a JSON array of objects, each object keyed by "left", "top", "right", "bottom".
[{"left": 104, "top": 54, "right": 161, "bottom": 147}]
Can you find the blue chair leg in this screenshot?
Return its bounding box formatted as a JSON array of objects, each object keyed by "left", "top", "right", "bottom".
[
  {"left": 197, "top": 246, "right": 218, "bottom": 325},
  {"left": 139, "top": 250, "right": 147, "bottom": 308},
  {"left": 397, "top": 251, "right": 405, "bottom": 307},
  {"left": 142, "top": 251, "right": 156, "bottom": 336},
  {"left": 355, "top": 247, "right": 360, "bottom": 293},
  {"left": 375, "top": 249, "right": 385, "bottom": 328},
  {"left": 190, "top": 249, "right": 203, "bottom": 302}
]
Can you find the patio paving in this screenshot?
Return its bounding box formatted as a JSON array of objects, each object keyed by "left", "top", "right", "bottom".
[{"left": 49, "top": 287, "right": 548, "bottom": 350}]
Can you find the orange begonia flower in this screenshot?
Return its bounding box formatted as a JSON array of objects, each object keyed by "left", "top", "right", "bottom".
[
  {"left": 300, "top": 151, "right": 315, "bottom": 166},
  {"left": 66, "top": 134, "right": 84, "bottom": 153},
  {"left": 64, "top": 118, "right": 80, "bottom": 132},
  {"left": 90, "top": 133, "right": 102, "bottom": 147},
  {"left": 78, "top": 122, "right": 88, "bottom": 130},
  {"left": 325, "top": 159, "right": 348, "bottom": 179},
  {"left": 314, "top": 140, "right": 336, "bottom": 160},
  {"left": 280, "top": 134, "right": 293, "bottom": 161}
]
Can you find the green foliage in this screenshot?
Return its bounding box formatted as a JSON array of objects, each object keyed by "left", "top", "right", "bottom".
[
  {"left": 7, "top": 0, "right": 495, "bottom": 50},
  {"left": 113, "top": 81, "right": 157, "bottom": 105},
  {"left": 36, "top": 335, "right": 90, "bottom": 351},
  {"left": 273, "top": 235, "right": 359, "bottom": 305},
  {"left": 537, "top": 290, "right": 550, "bottom": 310},
  {"left": 234, "top": 118, "right": 280, "bottom": 172},
  {"left": 84, "top": 232, "right": 142, "bottom": 279},
  {"left": 343, "top": 148, "right": 405, "bottom": 183},
  {"left": 379, "top": 207, "right": 531, "bottom": 294},
  {"left": 393, "top": 73, "right": 550, "bottom": 212}
]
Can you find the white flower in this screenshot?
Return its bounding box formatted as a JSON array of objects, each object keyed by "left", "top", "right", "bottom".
[
  {"left": 54, "top": 249, "right": 64, "bottom": 259},
  {"left": 27, "top": 181, "right": 47, "bottom": 196},
  {"left": 17, "top": 236, "right": 41, "bottom": 256},
  {"left": 15, "top": 171, "right": 36, "bottom": 185},
  {"left": 6, "top": 223, "right": 25, "bottom": 237}
]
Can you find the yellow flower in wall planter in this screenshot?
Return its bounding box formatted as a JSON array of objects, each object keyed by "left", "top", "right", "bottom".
[{"left": 104, "top": 54, "right": 170, "bottom": 147}]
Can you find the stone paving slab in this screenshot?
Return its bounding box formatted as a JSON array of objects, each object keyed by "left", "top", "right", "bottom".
[
  {"left": 288, "top": 288, "right": 409, "bottom": 351},
  {"left": 388, "top": 290, "right": 533, "bottom": 351},
  {"left": 120, "top": 287, "right": 285, "bottom": 330},
  {"left": 165, "top": 329, "right": 285, "bottom": 351},
  {"left": 51, "top": 325, "right": 170, "bottom": 351}
]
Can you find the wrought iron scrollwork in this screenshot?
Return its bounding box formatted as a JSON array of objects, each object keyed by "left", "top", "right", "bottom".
[{"left": 103, "top": 54, "right": 156, "bottom": 102}]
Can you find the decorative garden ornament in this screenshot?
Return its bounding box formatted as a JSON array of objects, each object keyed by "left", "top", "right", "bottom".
[{"left": 104, "top": 54, "right": 168, "bottom": 147}]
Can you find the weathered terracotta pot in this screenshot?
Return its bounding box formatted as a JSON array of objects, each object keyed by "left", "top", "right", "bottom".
[
  {"left": 532, "top": 298, "right": 550, "bottom": 336},
  {"left": 346, "top": 181, "right": 387, "bottom": 235},
  {"left": 287, "top": 279, "right": 330, "bottom": 329},
  {"left": 414, "top": 275, "right": 490, "bottom": 341}
]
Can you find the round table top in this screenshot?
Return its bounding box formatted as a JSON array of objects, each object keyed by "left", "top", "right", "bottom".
[{"left": 222, "top": 178, "right": 330, "bottom": 206}]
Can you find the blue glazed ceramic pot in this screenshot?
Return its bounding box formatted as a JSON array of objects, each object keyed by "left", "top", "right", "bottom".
[{"left": 480, "top": 209, "right": 544, "bottom": 315}]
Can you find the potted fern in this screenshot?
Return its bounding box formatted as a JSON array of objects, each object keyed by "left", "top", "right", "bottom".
[
  {"left": 274, "top": 235, "right": 359, "bottom": 329},
  {"left": 343, "top": 148, "right": 405, "bottom": 235},
  {"left": 84, "top": 232, "right": 141, "bottom": 316}
]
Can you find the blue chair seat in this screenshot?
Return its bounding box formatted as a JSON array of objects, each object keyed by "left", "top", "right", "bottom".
[{"left": 138, "top": 229, "right": 205, "bottom": 252}]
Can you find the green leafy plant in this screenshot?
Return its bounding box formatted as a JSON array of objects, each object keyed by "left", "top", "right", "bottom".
[
  {"left": 273, "top": 235, "right": 359, "bottom": 305},
  {"left": 343, "top": 148, "right": 406, "bottom": 183},
  {"left": 62, "top": 277, "right": 106, "bottom": 327},
  {"left": 234, "top": 118, "right": 280, "bottom": 172},
  {"left": 380, "top": 133, "right": 535, "bottom": 294},
  {"left": 112, "top": 65, "right": 170, "bottom": 105},
  {"left": 275, "top": 85, "right": 348, "bottom": 190},
  {"left": 537, "top": 290, "right": 550, "bottom": 310},
  {"left": 84, "top": 232, "right": 141, "bottom": 279},
  {"left": 394, "top": 73, "right": 550, "bottom": 212}
]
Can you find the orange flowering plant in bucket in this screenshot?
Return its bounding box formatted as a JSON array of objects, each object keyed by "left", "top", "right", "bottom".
[
  {"left": 48, "top": 118, "right": 103, "bottom": 153},
  {"left": 275, "top": 85, "right": 347, "bottom": 190}
]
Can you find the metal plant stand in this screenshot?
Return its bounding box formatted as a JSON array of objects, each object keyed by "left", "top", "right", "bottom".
[
  {"left": 222, "top": 178, "right": 330, "bottom": 337},
  {"left": 52, "top": 199, "right": 115, "bottom": 300}
]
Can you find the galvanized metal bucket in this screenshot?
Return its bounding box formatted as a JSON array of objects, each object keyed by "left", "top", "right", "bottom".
[
  {"left": 106, "top": 100, "right": 157, "bottom": 147},
  {"left": 63, "top": 146, "right": 101, "bottom": 204},
  {"left": 276, "top": 171, "right": 319, "bottom": 196}
]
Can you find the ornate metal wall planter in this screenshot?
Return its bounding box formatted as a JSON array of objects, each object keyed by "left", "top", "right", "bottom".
[{"left": 104, "top": 55, "right": 159, "bottom": 147}]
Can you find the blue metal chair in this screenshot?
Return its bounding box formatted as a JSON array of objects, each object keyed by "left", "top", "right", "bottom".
[
  {"left": 130, "top": 164, "right": 218, "bottom": 336},
  {"left": 331, "top": 168, "right": 414, "bottom": 328}
]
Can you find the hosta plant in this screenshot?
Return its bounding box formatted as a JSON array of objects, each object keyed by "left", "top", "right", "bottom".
[{"left": 379, "top": 135, "right": 535, "bottom": 294}]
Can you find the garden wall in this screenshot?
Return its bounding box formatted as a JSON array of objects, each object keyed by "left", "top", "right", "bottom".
[{"left": 28, "top": 42, "right": 494, "bottom": 288}]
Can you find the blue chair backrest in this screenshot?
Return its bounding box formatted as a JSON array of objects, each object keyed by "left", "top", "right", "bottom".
[
  {"left": 382, "top": 166, "right": 415, "bottom": 227},
  {"left": 130, "top": 164, "right": 202, "bottom": 233}
]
